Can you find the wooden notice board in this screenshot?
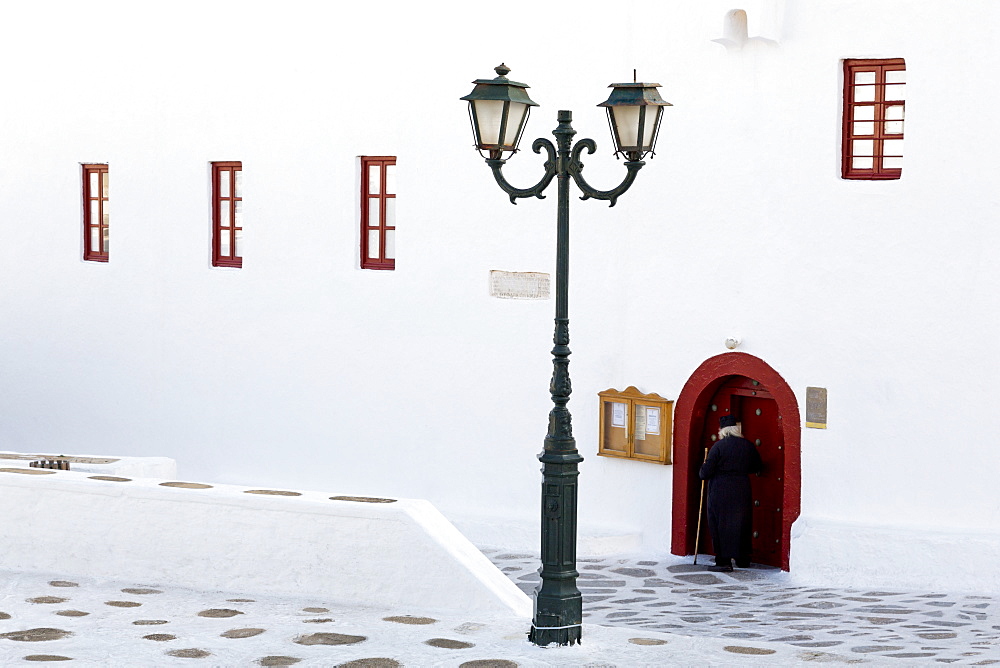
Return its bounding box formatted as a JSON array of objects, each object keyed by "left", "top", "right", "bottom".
[{"left": 598, "top": 386, "right": 673, "bottom": 464}]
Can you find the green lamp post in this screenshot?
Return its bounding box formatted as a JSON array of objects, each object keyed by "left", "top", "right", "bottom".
[{"left": 462, "top": 65, "right": 671, "bottom": 647}]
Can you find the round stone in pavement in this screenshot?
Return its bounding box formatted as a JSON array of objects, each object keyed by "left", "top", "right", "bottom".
[
  {"left": 294, "top": 632, "right": 366, "bottom": 646},
  {"left": 610, "top": 567, "right": 656, "bottom": 578},
  {"left": 144, "top": 634, "right": 177, "bottom": 641},
  {"left": 167, "top": 648, "right": 211, "bottom": 658},
  {"left": 48, "top": 581, "right": 79, "bottom": 588},
  {"left": 122, "top": 588, "right": 162, "bottom": 595},
  {"left": 628, "top": 638, "right": 668, "bottom": 645},
  {"left": 133, "top": 620, "right": 169, "bottom": 625},
  {"left": 851, "top": 645, "right": 904, "bottom": 653},
  {"left": 724, "top": 646, "right": 777, "bottom": 655},
  {"left": 425, "top": 638, "right": 475, "bottom": 649},
  {"left": 245, "top": 489, "right": 302, "bottom": 496},
  {"left": 459, "top": 661, "right": 518, "bottom": 668},
  {"left": 336, "top": 660, "right": 401, "bottom": 668},
  {"left": 23, "top": 656, "right": 73, "bottom": 662},
  {"left": 228, "top": 599, "right": 255, "bottom": 603},
  {"left": 27, "top": 597, "right": 68, "bottom": 604},
  {"left": 55, "top": 611, "right": 89, "bottom": 617},
  {"left": 0, "top": 612, "right": 10, "bottom": 620},
  {"left": 160, "top": 482, "right": 213, "bottom": 489},
  {"left": 1, "top": 628, "right": 74, "bottom": 642},
  {"left": 105, "top": 601, "right": 141, "bottom": 608},
  {"left": 198, "top": 609, "right": 243, "bottom": 618},
  {"left": 88, "top": 476, "right": 131, "bottom": 482},
  {"left": 302, "top": 607, "right": 329, "bottom": 613},
  {"left": 258, "top": 658, "right": 301, "bottom": 667},
  {"left": 383, "top": 615, "right": 437, "bottom": 625},
  {"left": 674, "top": 573, "right": 725, "bottom": 585},
  {"left": 222, "top": 628, "right": 265, "bottom": 638},
  {"left": 303, "top": 618, "right": 333, "bottom": 624}
]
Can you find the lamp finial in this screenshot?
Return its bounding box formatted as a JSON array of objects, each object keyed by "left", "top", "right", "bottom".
[{"left": 495, "top": 63, "right": 511, "bottom": 78}]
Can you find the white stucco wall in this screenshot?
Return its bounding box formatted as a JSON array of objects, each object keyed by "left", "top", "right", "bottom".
[{"left": 1, "top": 1, "right": 998, "bottom": 588}]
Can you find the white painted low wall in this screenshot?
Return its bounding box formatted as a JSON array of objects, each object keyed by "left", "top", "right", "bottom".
[
  {"left": 0, "top": 451, "right": 176, "bottom": 478},
  {"left": 791, "top": 516, "right": 1000, "bottom": 594},
  {"left": 0, "top": 468, "right": 531, "bottom": 617}
]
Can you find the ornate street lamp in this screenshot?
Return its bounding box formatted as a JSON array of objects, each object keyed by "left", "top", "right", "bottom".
[{"left": 462, "top": 65, "right": 670, "bottom": 647}]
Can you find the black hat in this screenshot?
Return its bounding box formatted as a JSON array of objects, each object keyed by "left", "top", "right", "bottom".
[{"left": 719, "top": 415, "right": 737, "bottom": 428}]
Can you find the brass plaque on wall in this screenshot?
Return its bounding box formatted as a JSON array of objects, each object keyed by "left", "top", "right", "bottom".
[{"left": 806, "top": 387, "right": 827, "bottom": 429}]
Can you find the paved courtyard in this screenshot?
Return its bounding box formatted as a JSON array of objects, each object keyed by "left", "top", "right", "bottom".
[
  {"left": 486, "top": 549, "right": 1000, "bottom": 664},
  {"left": 0, "top": 551, "right": 998, "bottom": 665}
]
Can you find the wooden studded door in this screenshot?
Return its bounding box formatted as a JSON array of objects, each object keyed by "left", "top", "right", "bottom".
[{"left": 694, "top": 376, "right": 785, "bottom": 568}]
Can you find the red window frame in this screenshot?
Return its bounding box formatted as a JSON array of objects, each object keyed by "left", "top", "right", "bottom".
[
  {"left": 842, "top": 58, "right": 905, "bottom": 180},
  {"left": 212, "top": 162, "right": 243, "bottom": 268},
  {"left": 82, "top": 164, "right": 109, "bottom": 262},
  {"left": 360, "top": 156, "right": 396, "bottom": 270}
]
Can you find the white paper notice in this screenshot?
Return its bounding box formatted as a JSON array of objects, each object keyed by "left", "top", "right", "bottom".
[
  {"left": 611, "top": 402, "right": 627, "bottom": 428},
  {"left": 646, "top": 407, "right": 660, "bottom": 435},
  {"left": 634, "top": 405, "right": 647, "bottom": 441}
]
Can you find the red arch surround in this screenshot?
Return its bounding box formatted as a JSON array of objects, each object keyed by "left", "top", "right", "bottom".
[{"left": 670, "top": 352, "right": 801, "bottom": 571}]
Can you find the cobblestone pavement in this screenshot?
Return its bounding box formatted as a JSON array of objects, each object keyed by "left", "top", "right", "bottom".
[
  {"left": 485, "top": 549, "right": 1000, "bottom": 665},
  {"left": 0, "top": 568, "right": 809, "bottom": 666}
]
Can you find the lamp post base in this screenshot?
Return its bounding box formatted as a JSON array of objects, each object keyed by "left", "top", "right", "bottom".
[{"left": 528, "top": 622, "right": 582, "bottom": 647}]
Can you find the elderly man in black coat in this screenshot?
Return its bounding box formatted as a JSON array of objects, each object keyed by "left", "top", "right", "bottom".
[{"left": 699, "top": 414, "right": 763, "bottom": 572}]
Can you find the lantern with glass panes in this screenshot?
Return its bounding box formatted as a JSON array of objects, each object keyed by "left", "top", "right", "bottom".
[{"left": 460, "top": 65, "right": 670, "bottom": 649}]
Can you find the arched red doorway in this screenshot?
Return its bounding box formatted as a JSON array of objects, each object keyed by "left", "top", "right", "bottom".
[{"left": 671, "top": 353, "right": 800, "bottom": 571}]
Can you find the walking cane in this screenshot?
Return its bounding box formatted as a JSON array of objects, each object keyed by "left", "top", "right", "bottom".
[{"left": 693, "top": 447, "right": 709, "bottom": 565}]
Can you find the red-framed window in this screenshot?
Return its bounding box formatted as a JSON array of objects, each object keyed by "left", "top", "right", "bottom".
[
  {"left": 82, "top": 164, "right": 109, "bottom": 262},
  {"left": 361, "top": 156, "right": 396, "bottom": 270},
  {"left": 212, "top": 161, "right": 242, "bottom": 268},
  {"left": 842, "top": 59, "right": 905, "bottom": 180}
]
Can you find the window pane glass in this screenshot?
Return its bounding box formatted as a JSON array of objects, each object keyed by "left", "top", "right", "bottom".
[
  {"left": 883, "top": 139, "right": 904, "bottom": 156},
  {"left": 853, "top": 122, "right": 874, "bottom": 136},
  {"left": 472, "top": 99, "right": 506, "bottom": 146},
  {"left": 235, "top": 228, "right": 243, "bottom": 258},
  {"left": 385, "top": 197, "right": 395, "bottom": 227},
  {"left": 885, "top": 105, "right": 904, "bottom": 120},
  {"left": 884, "top": 120, "right": 904, "bottom": 134},
  {"left": 854, "top": 71, "right": 876, "bottom": 85},
  {"left": 220, "top": 230, "right": 230, "bottom": 256},
  {"left": 102, "top": 199, "right": 109, "bottom": 225},
  {"left": 234, "top": 169, "right": 242, "bottom": 198},
  {"left": 883, "top": 156, "right": 903, "bottom": 169},
  {"left": 368, "top": 230, "right": 380, "bottom": 259},
  {"left": 885, "top": 84, "right": 905, "bottom": 101},
  {"left": 503, "top": 102, "right": 527, "bottom": 147},
  {"left": 385, "top": 164, "right": 396, "bottom": 195},
  {"left": 220, "top": 203, "right": 230, "bottom": 227},
  {"left": 90, "top": 199, "right": 100, "bottom": 223},
  {"left": 101, "top": 171, "right": 109, "bottom": 198},
  {"left": 368, "top": 164, "right": 381, "bottom": 194},
  {"left": 234, "top": 199, "right": 243, "bottom": 226},
  {"left": 103, "top": 227, "right": 109, "bottom": 254},
  {"left": 385, "top": 229, "right": 395, "bottom": 260},
  {"left": 369, "top": 198, "right": 380, "bottom": 227},
  {"left": 885, "top": 69, "right": 906, "bottom": 84},
  {"left": 852, "top": 139, "right": 874, "bottom": 157},
  {"left": 219, "top": 169, "right": 230, "bottom": 197},
  {"left": 853, "top": 85, "right": 875, "bottom": 102},
  {"left": 612, "top": 105, "right": 642, "bottom": 148},
  {"left": 89, "top": 171, "right": 99, "bottom": 197},
  {"left": 853, "top": 105, "right": 875, "bottom": 121},
  {"left": 90, "top": 227, "right": 100, "bottom": 252},
  {"left": 852, "top": 157, "right": 873, "bottom": 169}
]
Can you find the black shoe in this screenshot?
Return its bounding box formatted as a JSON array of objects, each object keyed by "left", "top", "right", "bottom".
[
  {"left": 735, "top": 560, "right": 751, "bottom": 568},
  {"left": 708, "top": 565, "right": 733, "bottom": 572}
]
